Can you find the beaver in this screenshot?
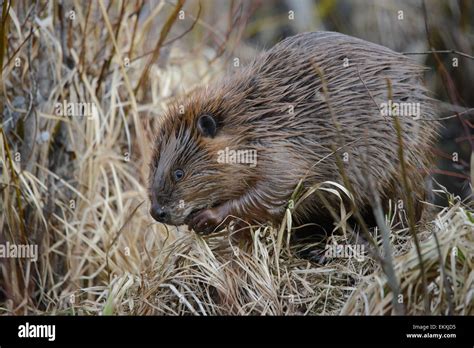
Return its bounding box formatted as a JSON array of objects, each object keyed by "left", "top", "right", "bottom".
[{"left": 148, "top": 31, "right": 438, "bottom": 235}]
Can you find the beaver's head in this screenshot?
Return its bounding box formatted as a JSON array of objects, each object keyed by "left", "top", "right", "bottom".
[{"left": 148, "top": 92, "right": 260, "bottom": 231}]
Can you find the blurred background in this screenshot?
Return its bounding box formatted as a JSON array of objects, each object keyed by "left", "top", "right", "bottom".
[{"left": 0, "top": 0, "right": 472, "bottom": 314}]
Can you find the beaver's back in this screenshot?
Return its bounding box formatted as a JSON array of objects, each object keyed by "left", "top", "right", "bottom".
[{"left": 230, "top": 31, "right": 438, "bottom": 215}]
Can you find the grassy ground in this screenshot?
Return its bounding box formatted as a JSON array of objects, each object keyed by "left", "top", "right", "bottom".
[{"left": 0, "top": 1, "right": 473, "bottom": 315}]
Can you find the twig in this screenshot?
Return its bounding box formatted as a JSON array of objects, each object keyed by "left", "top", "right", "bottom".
[
  {"left": 402, "top": 50, "right": 474, "bottom": 60},
  {"left": 134, "top": 0, "right": 185, "bottom": 94},
  {"left": 389, "top": 77, "right": 430, "bottom": 314}
]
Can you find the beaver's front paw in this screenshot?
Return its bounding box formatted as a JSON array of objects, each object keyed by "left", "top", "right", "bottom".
[{"left": 189, "top": 208, "right": 224, "bottom": 234}]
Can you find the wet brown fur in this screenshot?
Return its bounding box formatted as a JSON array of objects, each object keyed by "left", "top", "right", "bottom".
[{"left": 148, "top": 31, "right": 438, "bottom": 234}]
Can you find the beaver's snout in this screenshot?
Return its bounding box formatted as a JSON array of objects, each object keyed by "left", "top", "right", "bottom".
[
  {"left": 150, "top": 204, "right": 169, "bottom": 223},
  {"left": 150, "top": 199, "right": 209, "bottom": 229}
]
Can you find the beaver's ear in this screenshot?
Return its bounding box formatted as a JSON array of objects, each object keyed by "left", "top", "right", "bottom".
[{"left": 197, "top": 114, "right": 217, "bottom": 138}]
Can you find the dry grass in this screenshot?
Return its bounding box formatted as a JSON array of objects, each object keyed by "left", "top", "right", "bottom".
[
  {"left": 1, "top": 1, "right": 473, "bottom": 316},
  {"left": 109, "top": 196, "right": 471, "bottom": 316}
]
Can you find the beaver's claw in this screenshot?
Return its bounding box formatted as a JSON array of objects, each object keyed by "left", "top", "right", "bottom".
[{"left": 189, "top": 208, "right": 224, "bottom": 234}]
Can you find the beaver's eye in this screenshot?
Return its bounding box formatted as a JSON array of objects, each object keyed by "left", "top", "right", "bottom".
[{"left": 174, "top": 169, "right": 184, "bottom": 181}]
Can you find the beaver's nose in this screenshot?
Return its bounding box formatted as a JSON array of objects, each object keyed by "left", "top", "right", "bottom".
[{"left": 150, "top": 204, "right": 168, "bottom": 222}]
